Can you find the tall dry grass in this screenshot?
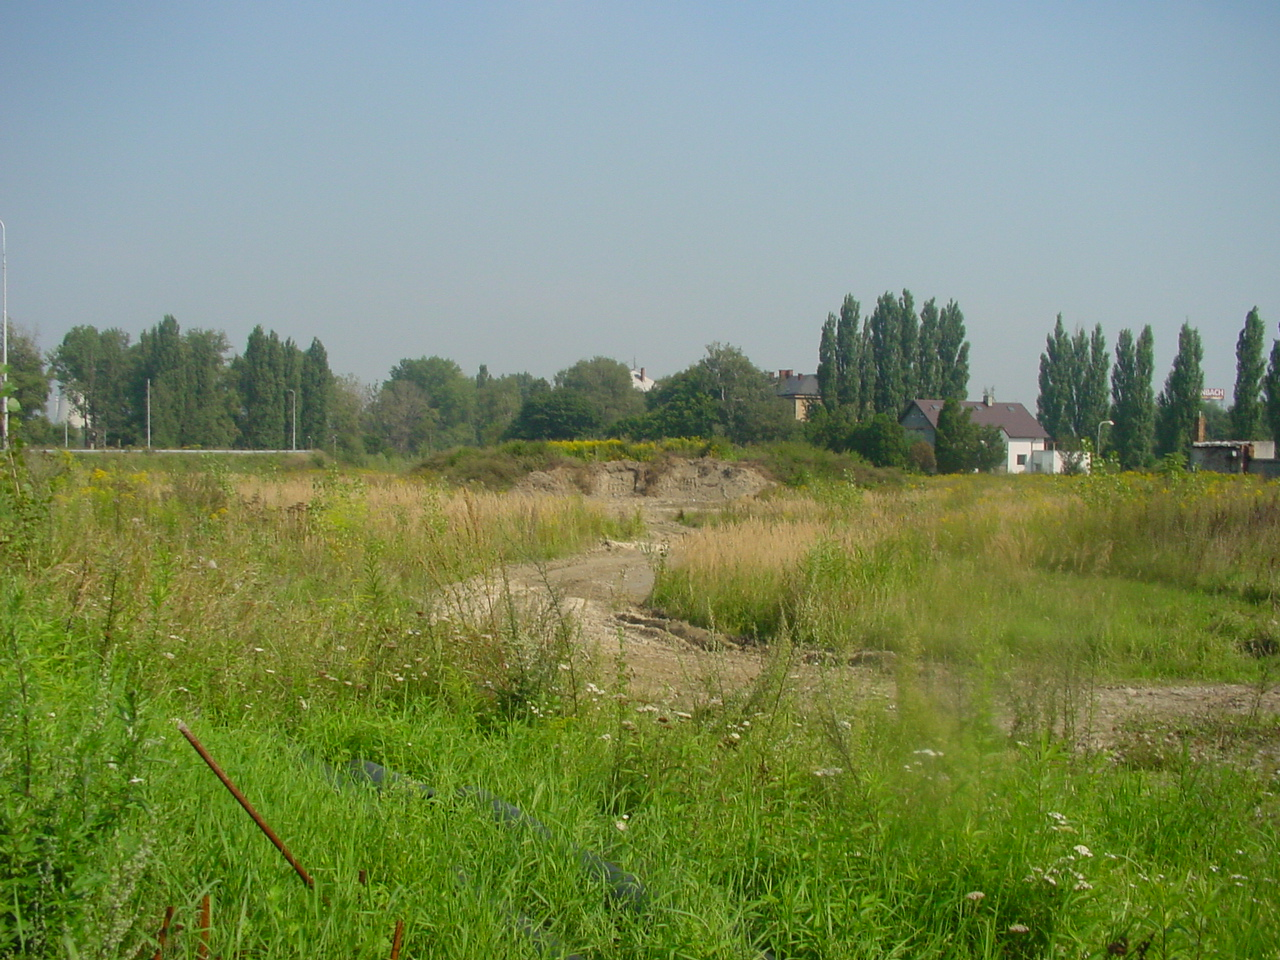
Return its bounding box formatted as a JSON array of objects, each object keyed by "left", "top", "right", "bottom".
[{"left": 654, "top": 473, "right": 1280, "bottom": 678}]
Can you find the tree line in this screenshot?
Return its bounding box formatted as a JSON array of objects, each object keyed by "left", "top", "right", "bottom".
[
  {"left": 804, "top": 290, "right": 1000, "bottom": 473},
  {"left": 33, "top": 318, "right": 334, "bottom": 450},
  {"left": 0, "top": 297, "right": 1269, "bottom": 470},
  {"left": 1036, "top": 307, "right": 1275, "bottom": 469}
]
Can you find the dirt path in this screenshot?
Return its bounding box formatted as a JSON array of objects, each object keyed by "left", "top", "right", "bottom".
[{"left": 459, "top": 475, "right": 1279, "bottom": 760}]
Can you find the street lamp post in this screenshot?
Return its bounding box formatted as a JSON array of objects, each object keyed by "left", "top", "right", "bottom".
[
  {"left": 287, "top": 389, "right": 297, "bottom": 452},
  {"left": 1097, "top": 419, "right": 1115, "bottom": 463}
]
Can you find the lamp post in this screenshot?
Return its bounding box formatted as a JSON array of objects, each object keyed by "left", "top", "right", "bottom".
[
  {"left": 287, "top": 389, "right": 297, "bottom": 452},
  {"left": 1, "top": 217, "right": 7, "bottom": 450},
  {"left": 1097, "top": 419, "right": 1114, "bottom": 462}
]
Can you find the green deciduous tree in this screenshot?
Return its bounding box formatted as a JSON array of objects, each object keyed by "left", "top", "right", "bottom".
[
  {"left": 236, "top": 326, "right": 287, "bottom": 449},
  {"left": 1155, "top": 323, "right": 1204, "bottom": 459},
  {"left": 1265, "top": 331, "right": 1280, "bottom": 446},
  {"left": 937, "top": 300, "right": 970, "bottom": 401},
  {"left": 181, "top": 328, "right": 237, "bottom": 448},
  {"left": 300, "top": 338, "right": 332, "bottom": 449},
  {"left": 1037, "top": 316, "right": 1109, "bottom": 442},
  {"left": 632, "top": 344, "right": 795, "bottom": 443},
  {"left": 388, "top": 356, "right": 476, "bottom": 448},
  {"left": 475, "top": 367, "right": 541, "bottom": 445},
  {"left": 816, "top": 314, "right": 837, "bottom": 412},
  {"left": 1231, "top": 307, "right": 1265, "bottom": 440},
  {"left": 835, "top": 295, "right": 863, "bottom": 411},
  {"left": 506, "top": 390, "right": 602, "bottom": 441},
  {"left": 554, "top": 357, "right": 645, "bottom": 427},
  {"left": 1078, "top": 324, "right": 1111, "bottom": 442},
  {"left": 697, "top": 342, "right": 797, "bottom": 443},
  {"left": 134, "top": 315, "right": 188, "bottom": 447},
  {"left": 869, "top": 291, "right": 915, "bottom": 416},
  {"left": 935, "top": 399, "right": 1005, "bottom": 473},
  {"left": 5, "top": 325, "right": 52, "bottom": 433},
  {"left": 51, "top": 326, "right": 136, "bottom": 447},
  {"left": 807, "top": 408, "right": 909, "bottom": 468},
  {"left": 330, "top": 373, "right": 369, "bottom": 458},
  {"left": 916, "top": 298, "right": 941, "bottom": 399},
  {"left": 1037, "top": 315, "right": 1073, "bottom": 441},
  {"left": 1110, "top": 326, "right": 1156, "bottom": 469},
  {"left": 364, "top": 379, "right": 436, "bottom": 455}
]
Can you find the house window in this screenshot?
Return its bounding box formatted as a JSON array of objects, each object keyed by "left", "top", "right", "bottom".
[{"left": 1016, "top": 454, "right": 1027, "bottom": 465}]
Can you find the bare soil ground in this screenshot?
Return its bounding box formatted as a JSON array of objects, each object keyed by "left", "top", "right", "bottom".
[{"left": 472, "top": 462, "right": 1280, "bottom": 762}]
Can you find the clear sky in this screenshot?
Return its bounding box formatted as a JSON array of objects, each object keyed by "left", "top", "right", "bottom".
[{"left": 2, "top": 1, "right": 1277, "bottom": 406}]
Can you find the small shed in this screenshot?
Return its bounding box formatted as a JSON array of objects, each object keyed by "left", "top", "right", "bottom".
[{"left": 1192, "top": 440, "right": 1276, "bottom": 475}]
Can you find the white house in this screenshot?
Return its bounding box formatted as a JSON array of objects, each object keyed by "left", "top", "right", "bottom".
[{"left": 900, "top": 396, "right": 1050, "bottom": 474}]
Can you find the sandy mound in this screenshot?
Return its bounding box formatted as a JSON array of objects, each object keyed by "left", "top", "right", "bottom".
[{"left": 516, "top": 458, "right": 771, "bottom": 501}]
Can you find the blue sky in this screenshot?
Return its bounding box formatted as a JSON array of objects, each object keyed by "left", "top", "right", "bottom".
[{"left": 2, "top": 1, "right": 1277, "bottom": 406}]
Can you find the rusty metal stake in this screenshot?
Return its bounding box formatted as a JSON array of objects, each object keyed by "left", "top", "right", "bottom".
[
  {"left": 151, "top": 906, "right": 175, "bottom": 960},
  {"left": 390, "top": 919, "right": 405, "bottom": 960},
  {"left": 177, "top": 721, "right": 315, "bottom": 889},
  {"left": 197, "top": 894, "right": 211, "bottom": 960}
]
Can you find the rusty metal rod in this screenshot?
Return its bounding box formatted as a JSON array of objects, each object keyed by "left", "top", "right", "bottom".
[
  {"left": 151, "top": 905, "right": 175, "bottom": 960},
  {"left": 390, "top": 919, "right": 405, "bottom": 960},
  {"left": 177, "top": 721, "right": 315, "bottom": 889},
  {"left": 197, "top": 894, "right": 211, "bottom": 960}
]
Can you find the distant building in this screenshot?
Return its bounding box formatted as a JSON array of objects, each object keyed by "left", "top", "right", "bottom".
[
  {"left": 1192, "top": 440, "right": 1277, "bottom": 476},
  {"left": 773, "top": 370, "right": 821, "bottom": 421},
  {"left": 630, "top": 367, "right": 656, "bottom": 392},
  {"left": 900, "top": 395, "right": 1050, "bottom": 474}
]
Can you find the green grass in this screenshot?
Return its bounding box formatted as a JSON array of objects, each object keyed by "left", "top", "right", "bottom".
[{"left": 1, "top": 454, "right": 1278, "bottom": 957}]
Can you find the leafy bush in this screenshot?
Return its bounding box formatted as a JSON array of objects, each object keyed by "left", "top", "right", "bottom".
[{"left": 0, "top": 596, "right": 154, "bottom": 956}]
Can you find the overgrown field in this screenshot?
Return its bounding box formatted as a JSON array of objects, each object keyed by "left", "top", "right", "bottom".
[{"left": 1, "top": 453, "right": 1277, "bottom": 958}]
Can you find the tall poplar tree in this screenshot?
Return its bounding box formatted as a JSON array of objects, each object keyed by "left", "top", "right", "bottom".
[
  {"left": 1037, "top": 317, "right": 1108, "bottom": 441},
  {"left": 836, "top": 295, "right": 862, "bottom": 410},
  {"left": 237, "top": 325, "right": 287, "bottom": 448},
  {"left": 300, "top": 338, "right": 332, "bottom": 449},
  {"left": 1037, "top": 315, "right": 1075, "bottom": 441},
  {"left": 1155, "top": 323, "right": 1204, "bottom": 459},
  {"left": 134, "top": 315, "right": 188, "bottom": 447},
  {"left": 1231, "top": 307, "right": 1265, "bottom": 440},
  {"left": 897, "top": 290, "right": 919, "bottom": 406},
  {"left": 183, "top": 328, "right": 236, "bottom": 448},
  {"left": 1078, "top": 324, "right": 1111, "bottom": 442},
  {"left": 1110, "top": 326, "right": 1155, "bottom": 469},
  {"left": 1265, "top": 330, "right": 1280, "bottom": 446},
  {"left": 816, "top": 314, "right": 838, "bottom": 411},
  {"left": 916, "top": 298, "right": 941, "bottom": 398},
  {"left": 865, "top": 291, "right": 906, "bottom": 414},
  {"left": 937, "top": 300, "right": 970, "bottom": 401}
]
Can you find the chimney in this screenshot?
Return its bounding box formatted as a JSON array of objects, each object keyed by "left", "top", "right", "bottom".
[
  {"left": 639, "top": 367, "right": 645, "bottom": 380},
  {"left": 1196, "top": 414, "right": 1207, "bottom": 443}
]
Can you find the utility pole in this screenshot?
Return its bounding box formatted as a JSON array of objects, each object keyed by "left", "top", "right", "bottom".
[
  {"left": 287, "top": 388, "right": 297, "bottom": 451},
  {"left": 146, "top": 378, "right": 152, "bottom": 449}
]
